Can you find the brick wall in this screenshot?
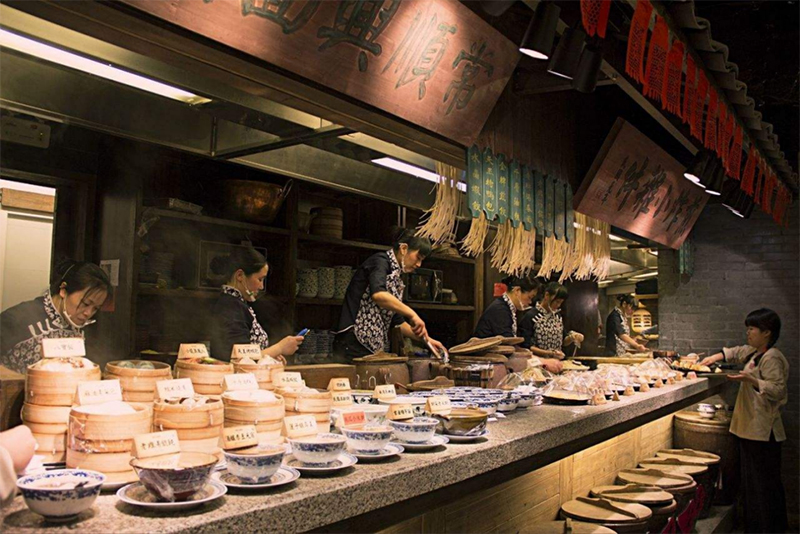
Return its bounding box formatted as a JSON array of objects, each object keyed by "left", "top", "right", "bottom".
[{"left": 659, "top": 202, "right": 799, "bottom": 527}]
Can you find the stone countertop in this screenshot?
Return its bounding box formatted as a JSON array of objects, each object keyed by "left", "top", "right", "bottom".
[{"left": 2, "top": 377, "right": 724, "bottom": 533}]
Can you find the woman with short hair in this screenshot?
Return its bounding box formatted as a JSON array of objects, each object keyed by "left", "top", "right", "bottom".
[{"left": 519, "top": 282, "right": 583, "bottom": 360}]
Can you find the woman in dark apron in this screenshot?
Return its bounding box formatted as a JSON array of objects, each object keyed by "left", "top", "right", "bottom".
[{"left": 604, "top": 294, "right": 648, "bottom": 356}]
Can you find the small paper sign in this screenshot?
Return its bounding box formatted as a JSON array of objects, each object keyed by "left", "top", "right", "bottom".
[
  {"left": 387, "top": 404, "right": 414, "bottom": 421},
  {"left": 76, "top": 379, "right": 122, "bottom": 406},
  {"left": 42, "top": 338, "right": 86, "bottom": 358},
  {"left": 283, "top": 414, "right": 318, "bottom": 439},
  {"left": 341, "top": 411, "right": 366, "bottom": 427},
  {"left": 373, "top": 384, "right": 396, "bottom": 400},
  {"left": 134, "top": 430, "right": 181, "bottom": 459},
  {"left": 425, "top": 396, "right": 452, "bottom": 415},
  {"left": 178, "top": 343, "right": 209, "bottom": 360},
  {"left": 231, "top": 344, "right": 262, "bottom": 361},
  {"left": 222, "top": 425, "right": 258, "bottom": 450},
  {"left": 328, "top": 377, "right": 351, "bottom": 391},
  {"left": 156, "top": 378, "right": 195, "bottom": 400},
  {"left": 223, "top": 373, "right": 259, "bottom": 392},
  {"left": 274, "top": 372, "right": 304, "bottom": 388},
  {"left": 332, "top": 392, "right": 354, "bottom": 406}
]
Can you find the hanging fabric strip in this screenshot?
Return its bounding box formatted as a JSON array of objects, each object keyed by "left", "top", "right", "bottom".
[
  {"left": 682, "top": 55, "right": 697, "bottom": 124},
  {"left": 753, "top": 157, "right": 765, "bottom": 205},
  {"left": 722, "top": 112, "right": 736, "bottom": 170},
  {"left": 691, "top": 70, "right": 708, "bottom": 141},
  {"left": 509, "top": 161, "right": 522, "bottom": 229},
  {"left": 719, "top": 108, "right": 731, "bottom": 164},
  {"left": 728, "top": 125, "right": 744, "bottom": 180},
  {"left": 704, "top": 88, "right": 718, "bottom": 152},
  {"left": 581, "top": 0, "right": 612, "bottom": 38},
  {"left": 716, "top": 102, "right": 728, "bottom": 158},
  {"left": 643, "top": 16, "right": 669, "bottom": 103},
  {"left": 662, "top": 38, "right": 684, "bottom": 115},
  {"left": 496, "top": 155, "right": 510, "bottom": 225},
  {"left": 625, "top": 0, "right": 653, "bottom": 84},
  {"left": 761, "top": 171, "right": 772, "bottom": 213},
  {"left": 741, "top": 144, "right": 757, "bottom": 194},
  {"left": 482, "top": 147, "right": 498, "bottom": 222}
]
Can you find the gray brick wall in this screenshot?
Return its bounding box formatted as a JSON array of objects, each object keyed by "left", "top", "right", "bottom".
[{"left": 659, "top": 202, "right": 799, "bottom": 527}]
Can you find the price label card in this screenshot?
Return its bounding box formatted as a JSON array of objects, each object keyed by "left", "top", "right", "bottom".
[
  {"left": 134, "top": 430, "right": 181, "bottom": 459},
  {"left": 274, "top": 372, "right": 304, "bottom": 388},
  {"left": 42, "top": 338, "right": 86, "bottom": 358},
  {"left": 156, "top": 378, "right": 195, "bottom": 400},
  {"left": 283, "top": 414, "right": 318, "bottom": 439},
  {"left": 222, "top": 425, "right": 258, "bottom": 450},
  {"left": 387, "top": 404, "right": 414, "bottom": 421},
  {"left": 332, "top": 392, "right": 354, "bottom": 406},
  {"left": 328, "top": 377, "right": 351, "bottom": 392},
  {"left": 223, "top": 373, "right": 259, "bottom": 392},
  {"left": 139, "top": 453, "right": 182, "bottom": 469},
  {"left": 425, "top": 396, "right": 452, "bottom": 415},
  {"left": 231, "top": 344, "right": 262, "bottom": 361},
  {"left": 178, "top": 343, "right": 209, "bottom": 360},
  {"left": 341, "top": 411, "right": 366, "bottom": 427},
  {"left": 76, "top": 379, "right": 122, "bottom": 406},
  {"left": 373, "top": 384, "right": 396, "bottom": 400}
]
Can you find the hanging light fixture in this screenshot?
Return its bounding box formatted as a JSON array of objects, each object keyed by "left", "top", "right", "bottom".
[
  {"left": 547, "top": 27, "right": 586, "bottom": 80},
  {"left": 519, "top": 1, "right": 560, "bottom": 60},
  {"left": 573, "top": 43, "right": 603, "bottom": 93},
  {"left": 684, "top": 150, "right": 713, "bottom": 184},
  {"left": 695, "top": 158, "right": 719, "bottom": 190},
  {"left": 722, "top": 182, "right": 755, "bottom": 218},
  {"left": 480, "top": 0, "right": 516, "bottom": 17}
]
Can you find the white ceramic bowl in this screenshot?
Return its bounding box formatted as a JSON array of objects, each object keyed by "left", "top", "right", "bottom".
[
  {"left": 223, "top": 444, "right": 286, "bottom": 483},
  {"left": 17, "top": 469, "right": 105, "bottom": 522},
  {"left": 288, "top": 433, "right": 347, "bottom": 465},
  {"left": 331, "top": 405, "right": 389, "bottom": 430},
  {"left": 389, "top": 417, "right": 438, "bottom": 444},
  {"left": 378, "top": 396, "right": 427, "bottom": 416},
  {"left": 341, "top": 425, "right": 394, "bottom": 453}
]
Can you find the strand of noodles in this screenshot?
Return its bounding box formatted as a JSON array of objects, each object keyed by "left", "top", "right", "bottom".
[
  {"left": 416, "top": 162, "right": 460, "bottom": 246},
  {"left": 460, "top": 211, "right": 488, "bottom": 257},
  {"left": 488, "top": 220, "right": 509, "bottom": 271}
]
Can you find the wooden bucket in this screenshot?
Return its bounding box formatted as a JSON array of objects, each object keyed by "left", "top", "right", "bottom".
[
  {"left": 640, "top": 457, "right": 713, "bottom": 518},
  {"left": 104, "top": 360, "right": 172, "bottom": 402},
  {"left": 25, "top": 362, "right": 101, "bottom": 406},
  {"left": 233, "top": 361, "right": 283, "bottom": 390},
  {"left": 174, "top": 360, "right": 233, "bottom": 396}
]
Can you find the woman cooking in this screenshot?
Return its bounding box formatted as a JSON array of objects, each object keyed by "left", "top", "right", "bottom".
[
  {"left": 605, "top": 295, "right": 648, "bottom": 356},
  {"left": 474, "top": 276, "right": 562, "bottom": 373},
  {"left": 0, "top": 260, "right": 111, "bottom": 374},
  {"left": 699, "top": 309, "right": 788, "bottom": 533},
  {"left": 334, "top": 229, "right": 446, "bottom": 362},
  {"left": 519, "top": 282, "right": 583, "bottom": 360},
  {"left": 209, "top": 247, "right": 302, "bottom": 362}
]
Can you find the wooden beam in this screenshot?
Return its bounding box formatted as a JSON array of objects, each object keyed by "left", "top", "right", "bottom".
[{"left": 0, "top": 188, "right": 55, "bottom": 213}]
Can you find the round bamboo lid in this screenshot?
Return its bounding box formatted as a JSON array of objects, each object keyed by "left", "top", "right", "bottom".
[
  {"left": 639, "top": 457, "right": 709, "bottom": 476},
  {"left": 561, "top": 497, "right": 652, "bottom": 523},
  {"left": 590, "top": 484, "right": 674, "bottom": 505},
  {"left": 501, "top": 336, "right": 525, "bottom": 346},
  {"left": 674, "top": 411, "right": 730, "bottom": 426},
  {"left": 656, "top": 448, "right": 720, "bottom": 465},
  {"left": 449, "top": 336, "right": 503, "bottom": 355},
  {"left": 617, "top": 468, "right": 694, "bottom": 489},
  {"left": 525, "top": 519, "right": 616, "bottom": 534}
]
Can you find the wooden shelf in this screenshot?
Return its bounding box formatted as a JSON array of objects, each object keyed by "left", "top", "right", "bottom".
[
  {"left": 298, "top": 233, "right": 475, "bottom": 264},
  {"left": 138, "top": 286, "right": 289, "bottom": 302},
  {"left": 409, "top": 303, "right": 475, "bottom": 311},
  {"left": 147, "top": 208, "right": 291, "bottom": 237},
  {"left": 296, "top": 297, "right": 344, "bottom": 306}
]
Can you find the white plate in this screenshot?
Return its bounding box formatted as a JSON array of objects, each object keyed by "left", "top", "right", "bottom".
[
  {"left": 444, "top": 430, "right": 489, "bottom": 443},
  {"left": 117, "top": 480, "right": 227, "bottom": 511},
  {"left": 283, "top": 453, "right": 357, "bottom": 474},
  {"left": 348, "top": 443, "right": 404, "bottom": 461},
  {"left": 215, "top": 466, "right": 300, "bottom": 490},
  {"left": 392, "top": 435, "right": 449, "bottom": 451}
]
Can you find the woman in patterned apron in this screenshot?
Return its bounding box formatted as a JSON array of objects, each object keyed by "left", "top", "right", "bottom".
[
  {"left": 0, "top": 260, "right": 111, "bottom": 374},
  {"left": 334, "top": 230, "right": 446, "bottom": 362},
  {"left": 209, "top": 247, "right": 301, "bottom": 362},
  {"left": 604, "top": 294, "right": 647, "bottom": 356},
  {"left": 519, "top": 282, "right": 584, "bottom": 360}
]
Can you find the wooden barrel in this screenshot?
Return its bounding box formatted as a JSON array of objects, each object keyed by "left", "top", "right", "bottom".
[
  {"left": 153, "top": 397, "right": 224, "bottom": 459},
  {"left": 640, "top": 456, "right": 713, "bottom": 518},
  {"left": 104, "top": 360, "right": 172, "bottom": 402},
  {"left": 174, "top": 359, "right": 233, "bottom": 396},
  {"left": 25, "top": 360, "right": 101, "bottom": 406},
  {"left": 560, "top": 498, "right": 651, "bottom": 534},
  {"left": 590, "top": 485, "right": 676, "bottom": 534},
  {"left": 233, "top": 361, "right": 283, "bottom": 390},
  {"left": 672, "top": 411, "right": 738, "bottom": 505},
  {"left": 222, "top": 391, "right": 284, "bottom": 444},
  {"left": 353, "top": 359, "right": 410, "bottom": 389}
]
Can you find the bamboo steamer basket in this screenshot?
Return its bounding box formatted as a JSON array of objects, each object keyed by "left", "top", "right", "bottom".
[
  {"left": 25, "top": 361, "right": 101, "bottom": 406},
  {"left": 104, "top": 360, "right": 173, "bottom": 402},
  {"left": 173, "top": 425, "right": 223, "bottom": 441},
  {"left": 70, "top": 436, "right": 133, "bottom": 454},
  {"left": 279, "top": 388, "right": 332, "bottom": 413},
  {"left": 285, "top": 410, "right": 331, "bottom": 433},
  {"left": 225, "top": 418, "right": 282, "bottom": 444},
  {"left": 24, "top": 422, "right": 68, "bottom": 434},
  {"left": 222, "top": 392, "right": 285, "bottom": 421},
  {"left": 174, "top": 360, "right": 233, "bottom": 396},
  {"left": 152, "top": 398, "right": 224, "bottom": 430},
  {"left": 66, "top": 449, "right": 133, "bottom": 473},
  {"left": 179, "top": 436, "right": 223, "bottom": 461},
  {"left": 233, "top": 361, "right": 283, "bottom": 390},
  {"left": 21, "top": 403, "right": 71, "bottom": 424},
  {"left": 31, "top": 432, "right": 67, "bottom": 452},
  {"left": 68, "top": 403, "right": 151, "bottom": 441}
]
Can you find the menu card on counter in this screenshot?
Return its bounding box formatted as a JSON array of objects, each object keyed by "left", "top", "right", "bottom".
[
  {"left": 332, "top": 392, "right": 354, "bottom": 406},
  {"left": 76, "top": 379, "right": 123, "bottom": 406},
  {"left": 222, "top": 425, "right": 258, "bottom": 450},
  {"left": 156, "top": 378, "right": 195, "bottom": 400},
  {"left": 134, "top": 430, "right": 181, "bottom": 459},
  {"left": 178, "top": 343, "right": 209, "bottom": 360},
  {"left": 373, "top": 384, "right": 396, "bottom": 401},
  {"left": 41, "top": 337, "right": 86, "bottom": 358},
  {"left": 341, "top": 411, "right": 366, "bottom": 427},
  {"left": 387, "top": 404, "right": 414, "bottom": 421},
  {"left": 328, "top": 377, "right": 351, "bottom": 391},
  {"left": 223, "top": 373, "right": 259, "bottom": 392},
  {"left": 231, "top": 344, "right": 262, "bottom": 361},
  {"left": 425, "top": 396, "right": 452, "bottom": 415},
  {"left": 274, "top": 372, "right": 304, "bottom": 388},
  {"left": 284, "top": 414, "right": 318, "bottom": 439}
]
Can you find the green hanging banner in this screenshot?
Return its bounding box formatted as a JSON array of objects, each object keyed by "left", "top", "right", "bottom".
[
  {"left": 534, "top": 169, "right": 546, "bottom": 235},
  {"left": 467, "top": 145, "right": 482, "bottom": 219},
  {"left": 482, "top": 147, "right": 498, "bottom": 222},
  {"left": 509, "top": 161, "right": 522, "bottom": 228},
  {"left": 545, "top": 174, "right": 555, "bottom": 238},
  {"left": 565, "top": 181, "right": 575, "bottom": 243},
  {"left": 496, "top": 154, "right": 509, "bottom": 224},
  {"left": 554, "top": 177, "right": 566, "bottom": 241},
  {"left": 522, "top": 165, "right": 534, "bottom": 231}
]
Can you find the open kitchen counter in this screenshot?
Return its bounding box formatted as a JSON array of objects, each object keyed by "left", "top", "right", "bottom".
[{"left": 2, "top": 376, "right": 726, "bottom": 533}]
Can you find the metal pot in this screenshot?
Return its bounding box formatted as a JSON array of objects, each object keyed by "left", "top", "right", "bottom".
[{"left": 223, "top": 179, "right": 292, "bottom": 225}]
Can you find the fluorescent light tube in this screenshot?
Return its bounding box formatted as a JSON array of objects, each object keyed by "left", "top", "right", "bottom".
[
  {"left": 0, "top": 29, "right": 211, "bottom": 105},
  {"left": 631, "top": 271, "right": 659, "bottom": 279},
  {"left": 372, "top": 157, "right": 466, "bottom": 192}
]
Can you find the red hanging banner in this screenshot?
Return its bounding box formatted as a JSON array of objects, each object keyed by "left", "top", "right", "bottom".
[
  {"left": 662, "top": 39, "right": 684, "bottom": 115},
  {"left": 626, "top": 0, "right": 653, "bottom": 84},
  {"left": 704, "top": 88, "right": 718, "bottom": 152},
  {"left": 682, "top": 55, "right": 697, "bottom": 124},
  {"left": 643, "top": 16, "right": 669, "bottom": 104},
  {"left": 581, "top": 0, "right": 612, "bottom": 38},
  {"left": 741, "top": 145, "right": 757, "bottom": 194},
  {"left": 716, "top": 102, "right": 727, "bottom": 158},
  {"left": 723, "top": 113, "right": 736, "bottom": 170},
  {"left": 727, "top": 125, "right": 744, "bottom": 180},
  {"left": 753, "top": 157, "right": 765, "bottom": 205},
  {"left": 691, "top": 70, "right": 708, "bottom": 141}
]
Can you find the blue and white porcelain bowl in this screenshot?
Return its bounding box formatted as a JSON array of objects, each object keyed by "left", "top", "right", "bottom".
[
  {"left": 16, "top": 469, "right": 104, "bottom": 522},
  {"left": 465, "top": 397, "right": 499, "bottom": 415},
  {"left": 288, "top": 433, "right": 347, "bottom": 465},
  {"left": 497, "top": 395, "right": 520, "bottom": 412},
  {"left": 341, "top": 425, "right": 394, "bottom": 453},
  {"left": 331, "top": 405, "right": 389, "bottom": 430},
  {"left": 517, "top": 393, "right": 535, "bottom": 408},
  {"left": 223, "top": 444, "right": 286, "bottom": 484},
  {"left": 378, "top": 396, "right": 427, "bottom": 416},
  {"left": 389, "top": 417, "right": 439, "bottom": 444}
]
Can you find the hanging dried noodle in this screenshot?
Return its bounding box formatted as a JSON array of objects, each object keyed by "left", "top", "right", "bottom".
[
  {"left": 416, "top": 162, "right": 460, "bottom": 247},
  {"left": 489, "top": 221, "right": 537, "bottom": 276},
  {"left": 460, "top": 212, "right": 488, "bottom": 257},
  {"left": 537, "top": 213, "right": 610, "bottom": 282}
]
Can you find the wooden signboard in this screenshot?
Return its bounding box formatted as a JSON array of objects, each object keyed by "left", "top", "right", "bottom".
[
  {"left": 124, "top": 0, "right": 519, "bottom": 146},
  {"left": 574, "top": 119, "right": 708, "bottom": 249}
]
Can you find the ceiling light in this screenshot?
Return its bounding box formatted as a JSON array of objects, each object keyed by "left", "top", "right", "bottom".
[
  {"left": 573, "top": 43, "right": 603, "bottom": 93},
  {"left": 631, "top": 271, "right": 658, "bottom": 279},
  {"left": 547, "top": 27, "right": 586, "bottom": 80},
  {"left": 372, "top": 157, "right": 467, "bottom": 191},
  {"left": 519, "top": 2, "right": 560, "bottom": 60},
  {"left": 684, "top": 150, "right": 712, "bottom": 184},
  {"left": 0, "top": 29, "right": 211, "bottom": 105}
]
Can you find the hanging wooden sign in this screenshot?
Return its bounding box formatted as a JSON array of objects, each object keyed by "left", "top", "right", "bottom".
[
  {"left": 565, "top": 182, "right": 575, "bottom": 243},
  {"left": 509, "top": 161, "right": 522, "bottom": 228},
  {"left": 467, "top": 145, "right": 483, "bottom": 218},
  {"left": 574, "top": 119, "right": 708, "bottom": 249},
  {"left": 534, "top": 170, "right": 546, "bottom": 234},
  {"left": 544, "top": 174, "right": 555, "bottom": 238},
  {"left": 482, "top": 147, "right": 498, "bottom": 222},
  {"left": 554, "top": 178, "right": 566, "bottom": 240},
  {"left": 124, "top": 0, "right": 519, "bottom": 146},
  {"left": 521, "top": 166, "right": 535, "bottom": 232},
  {"left": 496, "top": 154, "right": 509, "bottom": 224}
]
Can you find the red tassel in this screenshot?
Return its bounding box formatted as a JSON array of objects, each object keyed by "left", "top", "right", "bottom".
[
  {"left": 691, "top": 70, "right": 708, "bottom": 141},
  {"left": 716, "top": 102, "right": 728, "bottom": 158},
  {"left": 704, "top": 88, "right": 718, "bottom": 152},
  {"left": 728, "top": 125, "right": 743, "bottom": 180},
  {"left": 682, "top": 55, "right": 697, "bottom": 124},
  {"left": 626, "top": 0, "right": 653, "bottom": 84},
  {"left": 741, "top": 145, "right": 757, "bottom": 194},
  {"left": 662, "top": 39, "right": 684, "bottom": 115},
  {"left": 643, "top": 16, "right": 669, "bottom": 104},
  {"left": 581, "top": 0, "right": 612, "bottom": 38}
]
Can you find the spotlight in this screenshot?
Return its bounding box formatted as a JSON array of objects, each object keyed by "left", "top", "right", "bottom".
[
  {"left": 573, "top": 43, "right": 602, "bottom": 93},
  {"left": 519, "top": 2, "right": 560, "bottom": 60},
  {"left": 547, "top": 27, "right": 586, "bottom": 80}
]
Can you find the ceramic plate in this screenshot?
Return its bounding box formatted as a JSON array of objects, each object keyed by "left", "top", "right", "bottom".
[
  {"left": 444, "top": 430, "right": 488, "bottom": 443},
  {"left": 283, "top": 453, "right": 357, "bottom": 474},
  {"left": 348, "top": 443, "right": 404, "bottom": 461},
  {"left": 117, "top": 480, "right": 227, "bottom": 511},
  {"left": 215, "top": 466, "right": 300, "bottom": 490},
  {"left": 392, "top": 435, "right": 449, "bottom": 451}
]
